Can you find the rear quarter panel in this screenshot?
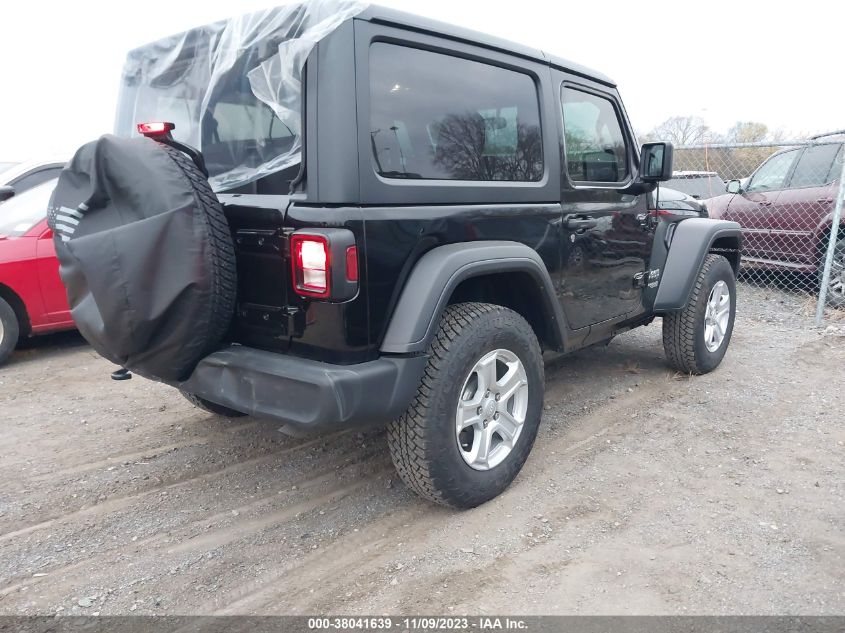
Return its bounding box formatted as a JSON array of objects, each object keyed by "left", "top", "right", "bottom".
[
  {"left": 360, "top": 204, "right": 562, "bottom": 349},
  {"left": 283, "top": 204, "right": 370, "bottom": 364}
]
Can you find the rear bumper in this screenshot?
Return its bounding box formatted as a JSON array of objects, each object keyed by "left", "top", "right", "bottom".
[{"left": 178, "top": 345, "right": 427, "bottom": 432}]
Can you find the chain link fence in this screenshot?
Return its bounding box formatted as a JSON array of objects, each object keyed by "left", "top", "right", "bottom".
[{"left": 669, "top": 132, "right": 845, "bottom": 325}]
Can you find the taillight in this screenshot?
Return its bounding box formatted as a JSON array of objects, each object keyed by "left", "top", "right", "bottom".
[
  {"left": 291, "top": 234, "right": 330, "bottom": 298},
  {"left": 288, "top": 229, "right": 358, "bottom": 301},
  {"left": 137, "top": 121, "right": 175, "bottom": 138}
]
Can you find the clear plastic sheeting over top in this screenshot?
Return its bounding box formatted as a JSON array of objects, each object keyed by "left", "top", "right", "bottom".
[{"left": 115, "top": 0, "right": 367, "bottom": 191}]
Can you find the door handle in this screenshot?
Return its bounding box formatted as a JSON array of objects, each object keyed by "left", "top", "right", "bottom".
[
  {"left": 758, "top": 200, "right": 773, "bottom": 206},
  {"left": 566, "top": 217, "right": 598, "bottom": 231},
  {"left": 817, "top": 197, "right": 833, "bottom": 203}
]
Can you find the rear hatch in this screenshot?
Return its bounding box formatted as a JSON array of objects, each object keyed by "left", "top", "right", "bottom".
[{"left": 112, "top": 3, "right": 368, "bottom": 357}]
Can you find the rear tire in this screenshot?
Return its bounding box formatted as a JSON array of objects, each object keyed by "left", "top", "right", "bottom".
[
  {"left": 180, "top": 391, "right": 247, "bottom": 418},
  {"left": 0, "top": 297, "right": 20, "bottom": 366},
  {"left": 662, "top": 254, "right": 736, "bottom": 375},
  {"left": 387, "top": 302, "right": 544, "bottom": 509}
]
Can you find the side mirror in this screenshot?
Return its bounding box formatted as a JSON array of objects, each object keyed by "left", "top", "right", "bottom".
[
  {"left": 640, "top": 142, "right": 674, "bottom": 182},
  {"left": 0, "top": 186, "right": 15, "bottom": 203},
  {"left": 726, "top": 179, "right": 743, "bottom": 194}
]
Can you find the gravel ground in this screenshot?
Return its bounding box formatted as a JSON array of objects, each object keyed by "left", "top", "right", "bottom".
[{"left": 0, "top": 284, "right": 843, "bottom": 616}]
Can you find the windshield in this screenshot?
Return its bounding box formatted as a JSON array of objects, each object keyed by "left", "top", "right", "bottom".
[
  {"left": 666, "top": 174, "right": 726, "bottom": 199},
  {"left": 114, "top": 0, "right": 366, "bottom": 191},
  {"left": 0, "top": 178, "right": 56, "bottom": 237}
]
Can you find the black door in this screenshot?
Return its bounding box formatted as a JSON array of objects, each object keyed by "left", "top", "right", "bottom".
[{"left": 556, "top": 82, "right": 653, "bottom": 331}]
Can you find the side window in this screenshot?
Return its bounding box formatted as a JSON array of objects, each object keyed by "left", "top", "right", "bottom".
[
  {"left": 747, "top": 150, "right": 799, "bottom": 193},
  {"left": 368, "top": 43, "right": 543, "bottom": 181},
  {"left": 9, "top": 167, "right": 63, "bottom": 194},
  {"left": 788, "top": 144, "right": 840, "bottom": 189},
  {"left": 561, "top": 87, "right": 628, "bottom": 183}
]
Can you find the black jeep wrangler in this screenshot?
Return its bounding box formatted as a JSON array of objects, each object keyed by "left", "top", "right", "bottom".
[{"left": 49, "top": 1, "right": 741, "bottom": 508}]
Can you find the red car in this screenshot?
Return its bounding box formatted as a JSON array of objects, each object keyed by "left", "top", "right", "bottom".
[
  {"left": 0, "top": 179, "right": 74, "bottom": 365},
  {"left": 706, "top": 139, "right": 844, "bottom": 305}
]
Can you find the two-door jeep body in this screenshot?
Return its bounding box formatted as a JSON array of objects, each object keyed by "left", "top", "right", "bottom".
[{"left": 50, "top": 2, "right": 742, "bottom": 507}]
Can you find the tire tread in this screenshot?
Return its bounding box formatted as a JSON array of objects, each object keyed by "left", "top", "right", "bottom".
[
  {"left": 387, "top": 302, "right": 541, "bottom": 507},
  {"left": 662, "top": 254, "right": 726, "bottom": 374},
  {"left": 159, "top": 143, "right": 237, "bottom": 373},
  {"left": 0, "top": 296, "right": 20, "bottom": 366}
]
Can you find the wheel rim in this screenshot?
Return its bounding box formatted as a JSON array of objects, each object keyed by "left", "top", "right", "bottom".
[
  {"left": 0, "top": 316, "right": 4, "bottom": 347},
  {"left": 827, "top": 244, "right": 845, "bottom": 301},
  {"left": 455, "top": 348, "right": 529, "bottom": 471},
  {"left": 704, "top": 280, "right": 731, "bottom": 352}
]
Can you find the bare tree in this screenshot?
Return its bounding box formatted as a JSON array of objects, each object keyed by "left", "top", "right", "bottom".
[
  {"left": 720, "top": 121, "right": 787, "bottom": 178},
  {"left": 671, "top": 120, "right": 791, "bottom": 181},
  {"left": 647, "top": 116, "right": 716, "bottom": 146},
  {"left": 726, "top": 121, "right": 769, "bottom": 144},
  {"left": 725, "top": 121, "right": 786, "bottom": 144}
]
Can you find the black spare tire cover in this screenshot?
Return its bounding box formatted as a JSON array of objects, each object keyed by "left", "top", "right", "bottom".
[{"left": 48, "top": 135, "right": 236, "bottom": 382}]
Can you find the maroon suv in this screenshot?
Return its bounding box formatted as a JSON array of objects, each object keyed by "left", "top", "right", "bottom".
[{"left": 706, "top": 139, "right": 844, "bottom": 305}]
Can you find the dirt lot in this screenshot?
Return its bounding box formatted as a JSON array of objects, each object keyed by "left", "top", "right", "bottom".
[{"left": 1, "top": 286, "right": 843, "bottom": 616}]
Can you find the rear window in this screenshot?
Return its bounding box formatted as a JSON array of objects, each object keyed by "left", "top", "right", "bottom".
[
  {"left": 119, "top": 82, "right": 296, "bottom": 185},
  {"left": 113, "top": 3, "right": 367, "bottom": 192},
  {"left": 368, "top": 43, "right": 543, "bottom": 181}
]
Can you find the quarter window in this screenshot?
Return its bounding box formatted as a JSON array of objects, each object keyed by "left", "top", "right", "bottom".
[
  {"left": 368, "top": 43, "right": 543, "bottom": 181},
  {"left": 561, "top": 87, "right": 628, "bottom": 183}
]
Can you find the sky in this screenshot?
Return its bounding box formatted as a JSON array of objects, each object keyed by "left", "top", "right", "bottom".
[{"left": 1, "top": 0, "right": 842, "bottom": 161}]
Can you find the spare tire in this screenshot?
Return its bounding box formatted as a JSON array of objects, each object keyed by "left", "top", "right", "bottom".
[{"left": 48, "top": 135, "right": 236, "bottom": 382}]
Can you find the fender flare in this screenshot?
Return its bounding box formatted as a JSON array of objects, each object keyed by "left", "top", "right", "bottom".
[
  {"left": 653, "top": 218, "right": 742, "bottom": 312},
  {"left": 380, "top": 241, "right": 565, "bottom": 354}
]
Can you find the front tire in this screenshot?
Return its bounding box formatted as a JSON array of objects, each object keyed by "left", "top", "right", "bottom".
[
  {"left": 387, "top": 302, "right": 544, "bottom": 508},
  {"left": 662, "top": 254, "right": 736, "bottom": 375},
  {"left": 0, "top": 297, "right": 20, "bottom": 366},
  {"left": 819, "top": 237, "right": 845, "bottom": 308}
]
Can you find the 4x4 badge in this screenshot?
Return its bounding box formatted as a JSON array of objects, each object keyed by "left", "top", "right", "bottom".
[{"left": 634, "top": 268, "right": 661, "bottom": 288}]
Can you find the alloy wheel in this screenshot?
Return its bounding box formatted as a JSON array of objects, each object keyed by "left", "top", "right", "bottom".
[
  {"left": 704, "top": 280, "right": 731, "bottom": 352},
  {"left": 827, "top": 244, "right": 845, "bottom": 303},
  {"left": 455, "top": 348, "right": 529, "bottom": 471}
]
